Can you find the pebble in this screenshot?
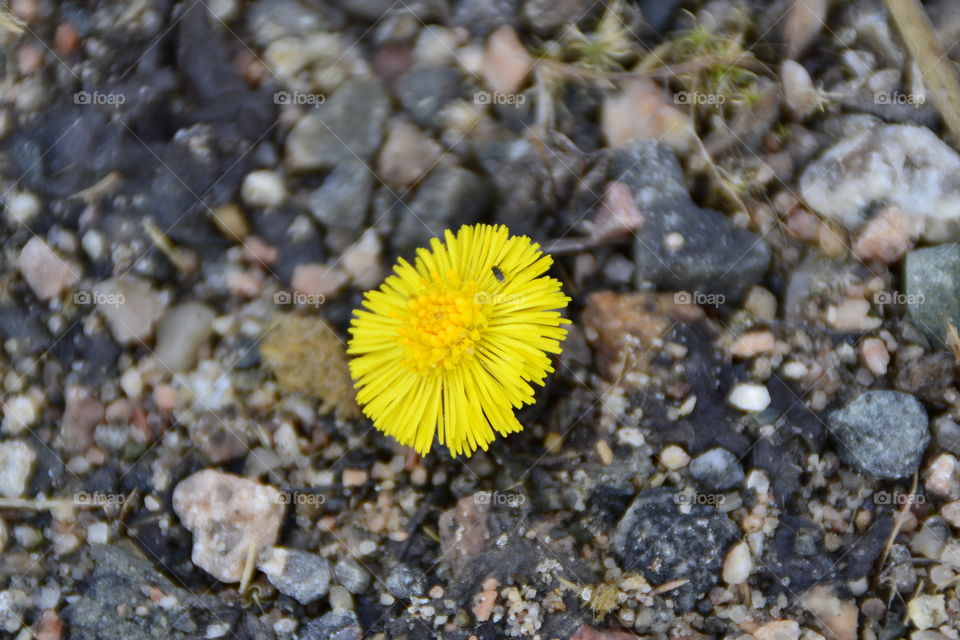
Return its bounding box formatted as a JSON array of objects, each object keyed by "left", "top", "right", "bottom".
[
  {"left": 86, "top": 521, "right": 109, "bottom": 545},
  {"left": 800, "top": 585, "right": 857, "bottom": 640},
  {"left": 241, "top": 170, "right": 286, "bottom": 208},
  {"left": 308, "top": 159, "right": 372, "bottom": 233},
  {"left": 730, "top": 331, "right": 776, "bottom": 359},
  {"left": 827, "top": 298, "right": 881, "bottom": 332},
  {"left": 942, "top": 501, "right": 960, "bottom": 528},
  {"left": 257, "top": 546, "right": 330, "bottom": 604},
  {"left": 753, "top": 620, "right": 800, "bottom": 640},
  {"left": 394, "top": 166, "right": 488, "bottom": 255},
  {"left": 2, "top": 394, "right": 38, "bottom": 435},
  {"left": 95, "top": 276, "right": 166, "bottom": 345},
  {"left": 395, "top": 66, "right": 463, "bottom": 128},
  {"left": 59, "top": 386, "right": 104, "bottom": 455},
  {"left": 905, "top": 244, "right": 960, "bottom": 341},
  {"left": 908, "top": 594, "right": 947, "bottom": 630},
  {"left": 781, "top": 59, "right": 818, "bottom": 119},
  {"left": 602, "top": 79, "right": 693, "bottom": 153},
  {"left": 482, "top": 25, "right": 530, "bottom": 95},
  {"left": 913, "top": 518, "right": 949, "bottom": 559},
  {"left": 0, "top": 440, "right": 35, "bottom": 497},
  {"left": 385, "top": 564, "right": 427, "bottom": 598},
  {"left": 172, "top": 470, "right": 285, "bottom": 582},
  {"left": 376, "top": 119, "right": 444, "bottom": 189},
  {"left": 5, "top": 190, "right": 41, "bottom": 226},
  {"left": 800, "top": 123, "right": 960, "bottom": 242},
  {"left": 291, "top": 262, "right": 349, "bottom": 299},
  {"left": 0, "top": 589, "right": 28, "bottom": 634},
  {"left": 334, "top": 558, "right": 371, "bottom": 594},
  {"left": 153, "top": 303, "right": 216, "bottom": 372},
  {"left": 744, "top": 286, "right": 778, "bottom": 320},
  {"left": 926, "top": 453, "right": 959, "bottom": 500},
  {"left": 613, "top": 488, "right": 738, "bottom": 611},
  {"left": 660, "top": 444, "right": 690, "bottom": 470},
  {"left": 285, "top": 78, "right": 390, "bottom": 171},
  {"left": 859, "top": 338, "right": 889, "bottom": 377},
  {"left": 689, "top": 448, "right": 744, "bottom": 490},
  {"left": 342, "top": 228, "right": 383, "bottom": 289},
  {"left": 828, "top": 390, "right": 929, "bottom": 478},
  {"left": 18, "top": 237, "right": 79, "bottom": 301},
  {"left": 728, "top": 383, "right": 771, "bottom": 413},
  {"left": 853, "top": 206, "right": 922, "bottom": 263},
  {"left": 722, "top": 541, "right": 753, "bottom": 585},
  {"left": 300, "top": 611, "right": 362, "bottom": 640}
]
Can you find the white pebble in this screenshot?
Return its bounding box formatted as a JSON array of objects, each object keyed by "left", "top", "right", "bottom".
[
  {"left": 2, "top": 395, "right": 38, "bottom": 435},
  {"left": 660, "top": 444, "right": 690, "bottom": 470},
  {"left": 86, "top": 521, "right": 109, "bottom": 545},
  {"left": 241, "top": 170, "right": 287, "bottom": 208},
  {"left": 723, "top": 541, "right": 753, "bottom": 584},
  {"left": 729, "top": 383, "right": 771, "bottom": 412},
  {"left": 5, "top": 191, "right": 41, "bottom": 226},
  {"left": 781, "top": 361, "right": 807, "bottom": 379}
]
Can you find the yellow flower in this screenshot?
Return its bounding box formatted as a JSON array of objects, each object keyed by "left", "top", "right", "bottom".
[{"left": 347, "top": 224, "right": 570, "bottom": 457}]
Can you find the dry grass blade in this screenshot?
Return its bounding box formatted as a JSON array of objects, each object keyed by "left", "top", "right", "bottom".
[
  {"left": 884, "top": 0, "right": 960, "bottom": 147},
  {"left": 0, "top": 5, "right": 24, "bottom": 33}
]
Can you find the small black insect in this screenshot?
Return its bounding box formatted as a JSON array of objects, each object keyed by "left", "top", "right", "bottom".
[{"left": 492, "top": 265, "right": 505, "bottom": 282}]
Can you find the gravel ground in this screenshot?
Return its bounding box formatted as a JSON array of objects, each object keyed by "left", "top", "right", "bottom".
[{"left": 2, "top": 0, "right": 960, "bottom": 639}]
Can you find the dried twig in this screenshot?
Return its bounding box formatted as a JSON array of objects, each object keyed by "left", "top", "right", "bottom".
[{"left": 884, "top": 0, "right": 960, "bottom": 147}]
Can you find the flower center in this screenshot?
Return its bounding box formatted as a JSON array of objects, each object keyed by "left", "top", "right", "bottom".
[{"left": 397, "top": 272, "right": 487, "bottom": 372}]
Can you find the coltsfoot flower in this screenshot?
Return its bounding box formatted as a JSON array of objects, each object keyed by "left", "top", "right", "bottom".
[{"left": 347, "top": 224, "right": 570, "bottom": 457}]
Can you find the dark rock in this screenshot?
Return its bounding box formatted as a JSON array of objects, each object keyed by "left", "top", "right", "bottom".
[
  {"left": 905, "top": 244, "right": 960, "bottom": 342},
  {"left": 689, "top": 448, "right": 744, "bottom": 490},
  {"left": 394, "top": 66, "right": 463, "bottom": 129},
  {"left": 762, "top": 515, "right": 836, "bottom": 592},
  {"left": 301, "top": 611, "right": 362, "bottom": 640},
  {"left": 308, "top": 159, "right": 373, "bottom": 232},
  {"left": 829, "top": 390, "right": 929, "bottom": 479},
  {"left": 286, "top": 78, "right": 391, "bottom": 172},
  {"left": 895, "top": 352, "right": 955, "bottom": 404},
  {"left": 249, "top": 207, "right": 325, "bottom": 283},
  {"left": 609, "top": 143, "right": 769, "bottom": 303},
  {"left": 452, "top": 0, "right": 521, "bottom": 37},
  {"left": 385, "top": 563, "right": 427, "bottom": 598},
  {"left": 0, "top": 301, "right": 51, "bottom": 356},
  {"left": 393, "top": 166, "right": 488, "bottom": 255},
  {"left": 62, "top": 545, "right": 229, "bottom": 640},
  {"left": 612, "top": 487, "right": 739, "bottom": 611},
  {"left": 933, "top": 416, "right": 960, "bottom": 456}
]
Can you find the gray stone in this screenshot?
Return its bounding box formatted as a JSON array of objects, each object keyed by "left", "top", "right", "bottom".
[
  {"left": 800, "top": 123, "right": 960, "bottom": 243},
  {"left": 933, "top": 416, "right": 960, "bottom": 456},
  {"left": 904, "top": 244, "right": 960, "bottom": 343},
  {"left": 301, "top": 611, "right": 362, "bottom": 640},
  {"left": 522, "top": 0, "right": 595, "bottom": 36},
  {"left": 385, "top": 563, "right": 426, "bottom": 598},
  {"left": 62, "top": 545, "right": 228, "bottom": 640},
  {"left": 308, "top": 160, "right": 372, "bottom": 231},
  {"left": 286, "top": 78, "right": 391, "bottom": 171},
  {"left": 334, "top": 557, "right": 371, "bottom": 594},
  {"left": 689, "top": 448, "right": 744, "bottom": 491},
  {"left": 257, "top": 547, "right": 330, "bottom": 604},
  {"left": 0, "top": 590, "right": 28, "bottom": 634},
  {"left": 394, "top": 166, "right": 488, "bottom": 255},
  {"left": 452, "top": 0, "right": 521, "bottom": 37},
  {"left": 612, "top": 143, "right": 769, "bottom": 303},
  {"left": 95, "top": 276, "right": 166, "bottom": 345},
  {"left": 395, "top": 66, "right": 463, "bottom": 128},
  {"left": 154, "top": 303, "right": 216, "bottom": 372},
  {"left": 829, "top": 390, "right": 929, "bottom": 479},
  {"left": 247, "top": 0, "right": 343, "bottom": 47},
  {"left": 613, "top": 488, "right": 739, "bottom": 611}
]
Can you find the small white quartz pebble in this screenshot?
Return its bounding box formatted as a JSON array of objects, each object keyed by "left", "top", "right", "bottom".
[
  {"left": 729, "top": 383, "right": 771, "bottom": 412},
  {"left": 723, "top": 541, "right": 753, "bottom": 585},
  {"left": 660, "top": 445, "right": 690, "bottom": 470}
]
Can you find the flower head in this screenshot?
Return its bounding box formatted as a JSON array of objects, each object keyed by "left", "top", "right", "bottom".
[{"left": 347, "top": 224, "right": 570, "bottom": 457}]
